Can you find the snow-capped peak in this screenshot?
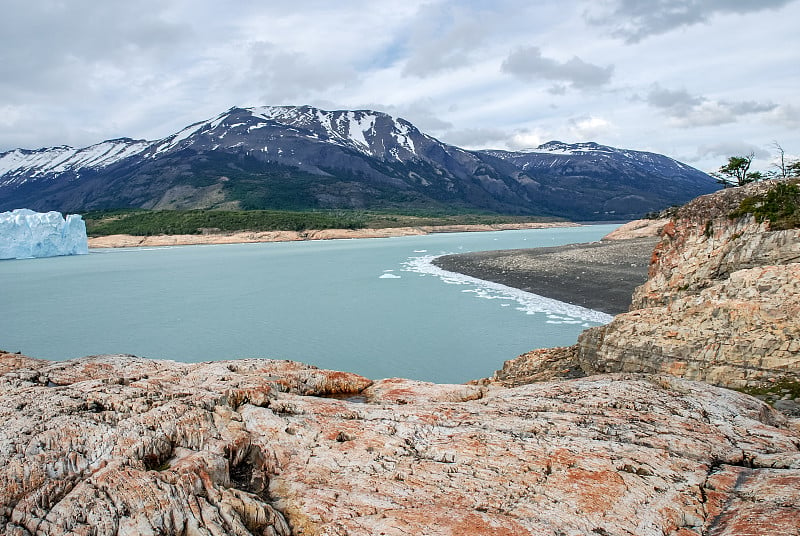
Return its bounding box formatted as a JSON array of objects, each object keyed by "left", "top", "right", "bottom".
[
  {"left": 0, "top": 138, "right": 150, "bottom": 184},
  {"left": 525, "top": 141, "right": 611, "bottom": 155},
  {"left": 139, "top": 105, "right": 425, "bottom": 161},
  {"left": 244, "top": 105, "right": 419, "bottom": 158}
]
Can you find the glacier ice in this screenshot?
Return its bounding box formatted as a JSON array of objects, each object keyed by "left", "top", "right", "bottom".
[{"left": 0, "top": 209, "right": 89, "bottom": 260}]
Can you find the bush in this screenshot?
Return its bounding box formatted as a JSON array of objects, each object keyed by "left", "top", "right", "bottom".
[
  {"left": 729, "top": 180, "right": 800, "bottom": 230},
  {"left": 83, "top": 210, "right": 367, "bottom": 236}
]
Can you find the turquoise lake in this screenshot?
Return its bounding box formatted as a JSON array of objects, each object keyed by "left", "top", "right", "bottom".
[{"left": 1, "top": 224, "right": 619, "bottom": 383}]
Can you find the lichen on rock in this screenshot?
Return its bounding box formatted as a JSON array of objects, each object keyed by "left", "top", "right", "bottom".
[{"left": 2, "top": 352, "right": 799, "bottom": 535}]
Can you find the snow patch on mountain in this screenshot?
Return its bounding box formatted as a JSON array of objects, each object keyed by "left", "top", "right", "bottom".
[
  {"left": 523, "top": 141, "right": 615, "bottom": 155},
  {"left": 245, "top": 105, "right": 419, "bottom": 160},
  {"left": 0, "top": 139, "right": 149, "bottom": 184},
  {"left": 346, "top": 111, "right": 376, "bottom": 149}
]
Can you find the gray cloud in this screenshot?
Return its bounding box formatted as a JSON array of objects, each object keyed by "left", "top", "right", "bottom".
[
  {"left": 547, "top": 84, "right": 568, "bottom": 96},
  {"left": 694, "top": 142, "right": 770, "bottom": 162},
  {"left": 400, "top": 2, "right": 499, "bottom": 77},
  {"left": 644, "top": 85, "right": 776, "bottom": 127},
  {"left": 586, "top": 0, "right": 796, "bottom": 43},
  {"left": 645, "top": 86, "right": 704, "bottom": 114},
  {"left": 247, "top": 42, "right": 357, "bottom": 103},
  {"left": 729, "top": 101, "right": 781, "bottom": 115},
  {"left": 348, "top": 101, "right": 454, "bottom": 133},
  {"left": 501, "top": 46, "right": 613, "bottom": 89},
  {"left": 0, "top": 0, "right": 190, "bottom": 100},
  {"left": 769, "top": 104, "right": 800, "bottom": 129},
  {"left": 438, "top": 128, "right": 511, "bottom": 149}
]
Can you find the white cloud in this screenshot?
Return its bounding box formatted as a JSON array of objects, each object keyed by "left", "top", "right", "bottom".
[
  {"left": 0, "top": 105, "right": 25, "bottom": 128},
  {"left": 438, "top": 127, "right": 549, "bottom": 152},
  {"left": 568, "top": 116, "right": 613, "bottom": 140},
  {"left": 508, "top": 131, "right": 547, "bottom": 150}
]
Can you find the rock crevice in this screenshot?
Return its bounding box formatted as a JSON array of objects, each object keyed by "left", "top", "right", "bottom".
[{"left": 2, "top": 354, "right": 799, "bottom": 535}]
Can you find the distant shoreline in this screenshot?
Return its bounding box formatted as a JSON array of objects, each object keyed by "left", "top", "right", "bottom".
[
  {"left": 434, "top": 236, "right": 660, "bottom": 315},
  {"left": 87, "top": 221, "right": 581, "bottom": 248}
]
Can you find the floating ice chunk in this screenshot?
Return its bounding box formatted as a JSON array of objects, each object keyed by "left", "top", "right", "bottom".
[
  {"left": 379, "top": 273, "right": 402, "bottom": 279},
  {"left": 0, "top": 209, "right": 89, "bottom": 260}
]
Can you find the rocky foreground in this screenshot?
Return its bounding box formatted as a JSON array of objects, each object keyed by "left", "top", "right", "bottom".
[
  {"left": 3, "top": 181, "right": 800, "bottom": 535},
  {"left": 1, "top": 353, "right": 799, "bottom": 536}
]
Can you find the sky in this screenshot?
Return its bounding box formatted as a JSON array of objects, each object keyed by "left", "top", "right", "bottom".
[{"left": 1, "top": 0, "right": 798, "bottom": 174}]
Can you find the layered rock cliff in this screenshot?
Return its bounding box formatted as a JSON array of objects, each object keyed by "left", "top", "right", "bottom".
[
  {"left": 1, "top": 352, "right": 799, "bottom": 535},
  {"left": 575, "top": 181, "right": 800, "bottom": 392}
]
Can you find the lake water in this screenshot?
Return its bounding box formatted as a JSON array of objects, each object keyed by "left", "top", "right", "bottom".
[{"left": 1, "top": 224, "right": 619, "bottom": 383}]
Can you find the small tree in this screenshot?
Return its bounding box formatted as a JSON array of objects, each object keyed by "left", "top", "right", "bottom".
[
  {"left": 712, "top": 153, "right": 761, "bottom": 187},
  {"left": 788, "top": 159, "right": 800, "bottom": 177},
  {"left": 771, "top": 141, "right": 788, "bottom": 179}
]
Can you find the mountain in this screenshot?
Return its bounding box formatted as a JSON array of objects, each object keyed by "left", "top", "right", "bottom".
[
  {"left": 477, "top": 141, "right": 717, "bottom": 219},
  {"left": 0, "top": 105, "right": 719, "bottom": 219}
]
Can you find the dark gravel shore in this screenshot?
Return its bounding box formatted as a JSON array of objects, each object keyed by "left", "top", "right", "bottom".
[{"left": 433, "top": 237, "right": 659, "bottom": 315}]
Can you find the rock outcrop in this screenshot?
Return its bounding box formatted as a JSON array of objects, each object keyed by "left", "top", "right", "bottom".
[
  {"left": 574, "top": 181, "right": 800, "bottom": 392},
  {"left": 2, "top": 352, "right": 799, "bottom": 535},
  {"left": 601, "top": 217, "right": 669, "bottom": 240}
]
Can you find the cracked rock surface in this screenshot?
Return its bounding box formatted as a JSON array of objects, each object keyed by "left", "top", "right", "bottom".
[{"left": 2, "top": 353, "right": 799, "bottom": 535}]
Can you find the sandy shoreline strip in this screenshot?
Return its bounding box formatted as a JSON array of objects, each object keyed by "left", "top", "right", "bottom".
[
  {"left": 87, "top": 221, "right": 579, "bottom": 248},
  {"left": 434, "top": 236, "right": 660, "bottom": 315}
]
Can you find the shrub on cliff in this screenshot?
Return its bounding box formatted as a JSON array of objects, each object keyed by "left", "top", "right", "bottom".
[{"left": 730, "top": 179, "right": 800, "bottom": 230}]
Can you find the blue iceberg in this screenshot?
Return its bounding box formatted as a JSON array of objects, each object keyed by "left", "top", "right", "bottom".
[{"left": 0, "top": 209, "right": 89, "bottom": 260}]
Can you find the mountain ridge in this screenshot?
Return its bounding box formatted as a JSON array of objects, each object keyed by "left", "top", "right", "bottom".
[{"left": 0, "top": 105, "right": 719, "bottom": 219}]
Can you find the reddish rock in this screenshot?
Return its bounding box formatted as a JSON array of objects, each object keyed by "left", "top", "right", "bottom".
[
  {"left": 1, "top": 353, "right": 799, "bottom": 535},
  {"left": 572, "top": 181, "right": 800, "bottom": 390}
]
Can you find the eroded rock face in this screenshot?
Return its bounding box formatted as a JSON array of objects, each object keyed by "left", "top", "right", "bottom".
[
  {"left": 576, "top": 181, "right": 800, "bottom": 390},
  {"left": 489, "top": 346, "right": 584, "bottom": 387},
  {"left": 2, "top": 352, "right": 799, "bottom": 535},
  {"left": 578, "top": 263, "right": 800, "bottom": 389}
]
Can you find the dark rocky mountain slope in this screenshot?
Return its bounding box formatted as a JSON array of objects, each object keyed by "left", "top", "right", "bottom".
[{"left": 0, "top": 106, "right": 719, "bottom": 219}]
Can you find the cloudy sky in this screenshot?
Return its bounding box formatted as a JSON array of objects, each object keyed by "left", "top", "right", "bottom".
[{"left": 1, "top": 0, "right": 798, "bottom": 173}]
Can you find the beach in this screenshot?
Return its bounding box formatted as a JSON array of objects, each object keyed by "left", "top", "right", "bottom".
[
  {"left": 87, "top": 221, "right": 579, "bottom": 248},
  {"left": 434, "top": 236, "right": 660, "bottom": 315}
]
